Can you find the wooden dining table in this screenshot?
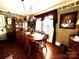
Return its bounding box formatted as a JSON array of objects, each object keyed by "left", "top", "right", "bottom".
[{"left": 16, "top": 30, "right": 45, "bottom": 56}]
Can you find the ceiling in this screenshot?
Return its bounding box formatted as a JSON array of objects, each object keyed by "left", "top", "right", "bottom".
[{"left": 0, "top": 0, "right": 78, "bottom": 16}]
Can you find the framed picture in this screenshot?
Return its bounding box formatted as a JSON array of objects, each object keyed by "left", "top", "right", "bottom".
[{"left": 60, "top": 11, "right": 78, "bottom": 29}]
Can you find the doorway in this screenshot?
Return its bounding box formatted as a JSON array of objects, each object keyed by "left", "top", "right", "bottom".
[{"left": 0, "top": 15, "right": 7, "bottom": 40}]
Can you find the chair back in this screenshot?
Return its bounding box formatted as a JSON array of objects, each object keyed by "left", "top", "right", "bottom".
[{"left": 42, "top": 34, "right": 49, "bottom": 42}]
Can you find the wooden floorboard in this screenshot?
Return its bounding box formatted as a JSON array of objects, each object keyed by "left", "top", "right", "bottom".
[{"left": 0, "top": 40, "right": 68, "bottom": 59}]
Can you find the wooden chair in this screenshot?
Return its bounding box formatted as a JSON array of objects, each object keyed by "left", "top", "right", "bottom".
[
  {"left": 24, "top": 35, "right": 33, "bottom": 56},
  {"left": 36, "top": 34, "right": 49, "bottom": 53}
]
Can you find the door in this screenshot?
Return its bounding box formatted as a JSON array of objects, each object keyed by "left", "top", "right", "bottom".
[{"left": 0, "top": 15, "right": 7, "bottom": 40}]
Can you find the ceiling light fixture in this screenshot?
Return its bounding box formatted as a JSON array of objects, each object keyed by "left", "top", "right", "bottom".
[{"left": 21, "top": 0, "right": 36, "bottom": 22}]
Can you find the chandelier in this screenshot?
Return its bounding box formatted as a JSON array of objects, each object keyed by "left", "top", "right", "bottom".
[{"left": 21, "top": 0, "right": 36, "bottom": 22}]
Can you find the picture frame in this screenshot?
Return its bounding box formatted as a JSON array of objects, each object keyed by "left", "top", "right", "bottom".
[{"left": 60, "top": 11, "right": 78, "bottom": 29}]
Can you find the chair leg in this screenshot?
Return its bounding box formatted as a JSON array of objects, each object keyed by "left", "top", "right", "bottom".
[
  {"left": 42, "top": 46, "right": 47, "bottom": 54},
  {"left": 29, "top": 46, "right": 31, "bottom": 56},
  {"left": 45, "top": 46, "right": 47, "bottom": 53}
]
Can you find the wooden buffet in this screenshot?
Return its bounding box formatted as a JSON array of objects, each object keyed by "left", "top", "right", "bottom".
[{"left": 69, "top": 35, "right": 79, "bottom": 59}]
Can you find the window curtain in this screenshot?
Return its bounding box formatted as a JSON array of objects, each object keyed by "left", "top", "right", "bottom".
[{"left": 35, "top": 9, "right": 57, "bottom": 44}]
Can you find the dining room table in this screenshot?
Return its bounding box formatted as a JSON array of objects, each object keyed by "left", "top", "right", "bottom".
[{"left": 16, "top": 30, "right": 45, "bottom": 56}]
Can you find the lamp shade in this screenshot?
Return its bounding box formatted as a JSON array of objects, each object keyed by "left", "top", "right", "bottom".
[{"left": 76, "top": 20, "right": 79, "bottom": 25}]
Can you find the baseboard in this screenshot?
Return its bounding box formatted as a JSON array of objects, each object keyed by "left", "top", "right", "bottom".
[{"left": 0, "top": 39, "right": 8, "bottom": 43}]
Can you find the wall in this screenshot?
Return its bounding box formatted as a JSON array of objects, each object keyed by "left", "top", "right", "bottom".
[
  {"left": 56, "top": 5, "right": 79, "bottom": 46},
  {"left": 0, "top": 12, "right": 24, "bottom": 40}
]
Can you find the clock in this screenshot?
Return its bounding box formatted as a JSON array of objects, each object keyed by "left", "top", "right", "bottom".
[{"left": 7, "top": 17, "right": 12, "bottom": 25}]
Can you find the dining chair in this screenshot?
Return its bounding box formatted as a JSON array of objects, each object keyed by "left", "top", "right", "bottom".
[
  {"left": 24, "top": 35, "right": 34, "bottom": 56},
  {"left": 36, "top": 34, "right": 49, "bottom": 53}
]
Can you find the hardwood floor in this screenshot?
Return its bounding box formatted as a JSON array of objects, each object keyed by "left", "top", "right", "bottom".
[{"left": 0, "top": 40, "right": 68, "bottom": 59}]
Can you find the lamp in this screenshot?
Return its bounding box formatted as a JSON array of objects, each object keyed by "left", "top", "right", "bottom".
[
  {"left": 76, "top": 19, "right": 79, "bottom": 35},
  {"left": 21, "top": 0, "right": 36, "bottom": 22}
]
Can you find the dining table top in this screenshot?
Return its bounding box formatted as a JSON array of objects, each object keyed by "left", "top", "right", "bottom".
[
  {"left": 25, "top": 32, "right": 45, "bottom": 41},
  {"left": 16, "top": 30, "right": 46, "bottom": 42}
]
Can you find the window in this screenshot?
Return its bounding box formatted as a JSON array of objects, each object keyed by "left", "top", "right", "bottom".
[
  {"left": 35, "top": 18, "right": 42, "bottom": 32},
  {"left": 43, "top": 15, "right": 54, "bottom": 43},
  {"left": 23, "top": 21, "right": 27, "bottom": 30},
  {"left": 35, "top": 15, "right": 54, "bottom": 43}
]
